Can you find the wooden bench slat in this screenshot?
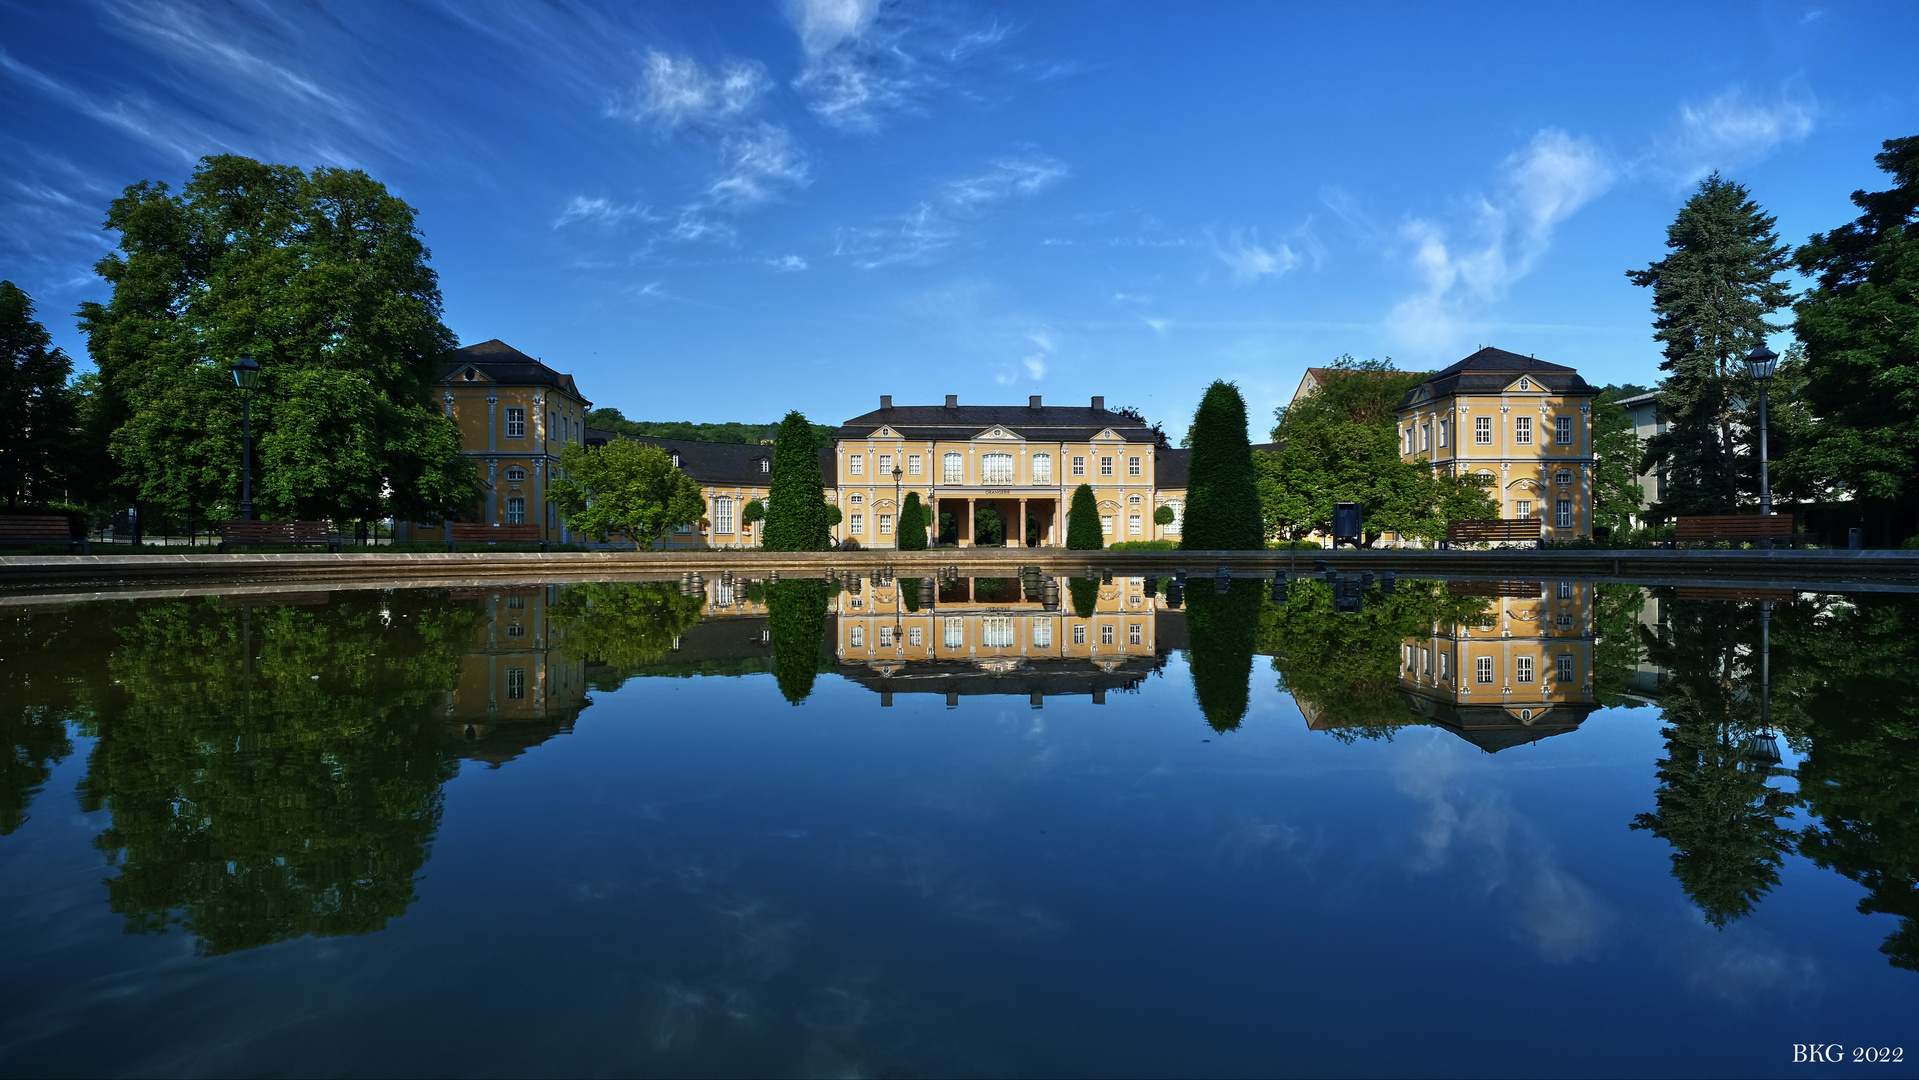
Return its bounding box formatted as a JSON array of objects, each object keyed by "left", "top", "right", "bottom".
[
  {"left": 1674, "top": 515, "right": 1794, "bottom": 538},
  {"left": 218, "top": 519, "right": 338, "bottom": 551},
  {"left": 1443, "top": 518, "right": 1542, "bottom": 549},
  {"left": 0, "top": 515, "right": 87, "bottom": 551},
  {"left": 447, "top": 523, "right": 547, "bottom": 550}
]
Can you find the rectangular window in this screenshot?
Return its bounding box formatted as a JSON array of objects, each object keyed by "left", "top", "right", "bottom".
[
  {"left": 1404, "top": 427, "right": 1414, "bottom": 455},
  {"left": 1515, "top": 500, "right": 1533, "bottom": 520},
  {"left": 1165, "top": 502, "right": 1182, "bottom": 535},
  {"left": 1517, "top": 656, "right": 1535, "bottom": 683},
  {"left": 1439, "top": 652, "right": 1451, "bottom": 681},
  {"left": 1033, "top": 620, "right": 1053, "bottom": 647},
  {"left": 1128, "top": 514, "right": 1142, "bottom": 535},
  {"left": 1099, "top": 624, "right": 1115, "bottom": 645},
  {"left": 878, "top": 626, "right": 894, "bottom": 647},
  {"left": 1031, "top": 454, "right": 1052, "bottom": 483},
  {"left": 1515, "top": 416, "right": 1533, "bottom": 445},
  {"left": 1072, "top": 623, "right": 1086, "bottom": 645},
  {"left": 1100, "top": 456, "right": 1114, "bottom": 476},
  {"left": 1071, "top": 455, "right": 1086, "bottom": 476},
  {"left": 1101, "top": 515, "right": 1114, "bottom": 535},
  {"left": 908, "top": 626, "right": 923, "bottom": 647},
  {"left": 982, "top": 453, "right": 1014, "bottom": 485},
  {"left": 1556, "top": 416, "right": 1573, "bottom": 445},
  {"left": 850, "top": 454, "right": 864, "bottom": 475},
  {"left": 506, "top": 497, "right": 526, "bottom": 524},
  {"left": 1557, "top": 654, "right": 1574, "bottom": 683},
  {"left": 1558, "top": 580, "right": 1574, "bottom": 599},
  {"left": 850, "top": 513, "right": 864, "bottom": 534},
  {"left": 1128, "top": 456, "right": 1141, "bottom": 477},
  {"left": 850, "top": 624, "right": 865, "bottom": 647},
  {"left": 1556, "top": 499, "right": 1573, "bottom": 528},
  {"left": 944, "top": 453, "right": 964, "bottom": 483},
  {"left": 505, "top": 623, "right": 525, "bottom": 638},
  {"left": 1476, "top": 656, "right": 1494, "bottom": 684},
  {"left": 943, "top": 617, "right": 964, "bottom": 649},
  {"left": 507, "top": 596, "right": 526, "bottom": 610},
  {"left": 878, "top": 454, "right": 892, "bottom": 474},
  {"left": 1475, "top": 416, "right": 1493, "bottom": 445},
  {"left": 1439, "top": 418, "right": 1450, "bottom": 448},
  {"left": 505, "top": 667, "right": 526, "bottom": 699},
  {"left": 1420, "top": 424, "right": 1431, "bottom": 452},
  {"left": 1128, "top": 622, "right": 1142, "bottom": 646},
  {"left": 983, "top": 617, "right": 1015, "bottom": 648},
  {"left": 879, "top": 513, "right": 893, "bottom": 536},
  {"left": 907, "top": 454, "right": 922, "bottom": 476},
  {"left": 1421, "top": 647, "right": 1432, "bottom": 675},
  {"left": 714, "top": 497, "right": 734, "bottom": 534},
  {"left": 1557, "top": 613, "right": 1573, "bottom": 630},
  {"left": 505, "top": 407, "right": 525, "bottom": 438}
]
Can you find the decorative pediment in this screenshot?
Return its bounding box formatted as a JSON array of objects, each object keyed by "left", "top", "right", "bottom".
[
  {"left": 868, "top": 426, "right": 899, "bottom": 438},
  {"left": 972, "top": 425, "right": 1023, "bottom": 441},
  {"left": 1090, "top": 428, "right": 1124, "bottom": 441},
  {"left": 1505, "top": 375, "right": 1542, "bottom": 393},
  {"left": 454, "top": 366, "right": 492, "bottom": 383}
]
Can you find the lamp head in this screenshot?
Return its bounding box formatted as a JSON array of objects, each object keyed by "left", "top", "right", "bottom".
[
  {"left": 1744, "top": 343, "right": 1779, "bottom": 381},
  {"left": 893, "top": 466, "right": 903, "bottom": 480},
  {"left": 232, "top": 352, "right": 261, "bottom": 390}
]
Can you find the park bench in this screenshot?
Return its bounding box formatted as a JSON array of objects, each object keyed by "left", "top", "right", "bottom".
[
  {"left": 219, "top": 519, "right": 339, "bottom": 553},
  {"left": 1672, "top": 515, "right": 1796, "bottom": 548},
  {"left": 0, "top": 514, "right": 89, "bottom": 553},
  {"left": 448, "top": 522, "right": 547, "bottom": 552},
  {"left": 1441, "top": 518, "right": 1542, "bottom": 550}
]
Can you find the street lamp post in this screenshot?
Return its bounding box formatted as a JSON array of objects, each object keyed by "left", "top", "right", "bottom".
[
  {"left": 1744, "top": 344, "right": 1779, "bottom": 548},
  {"left": 232, "top": 352, "right": 261, "bottom": 520},
  {"left": 892, "top": 465, "right": 904, "bottom": 549}
]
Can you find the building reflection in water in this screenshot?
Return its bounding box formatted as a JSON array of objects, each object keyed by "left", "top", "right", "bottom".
[
  {"left": 442, "top": 586, "right": 589, "bottom": 767},
  {"left": 829, "top": 571, "right": 1171, "bottom": 706},
  {"left": 1393, "top": 579, "right": 1601, "bottom": 752}
]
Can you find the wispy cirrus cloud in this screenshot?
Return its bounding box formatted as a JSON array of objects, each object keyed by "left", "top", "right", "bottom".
[
  {"left": 786, "top": 0, "right": 1009, "bottom": 132},
  {"left": 1387, "top": 129, "right": 1614, "bottom": 354},
  {"left": 835, "top": 154, "right": 1068, "bottom": 267},
  {"left": 1213, "top": 228, "right": 1300, "bottom": 283},
  {"left": 552, "top": 195, "right": 657, "bottom": 229},
  {"left": 617, "top": 50, "right": 771, "bottom": 130},
  {"left": 1653, "top": 87, "right": 1816, "bottom": 184}
]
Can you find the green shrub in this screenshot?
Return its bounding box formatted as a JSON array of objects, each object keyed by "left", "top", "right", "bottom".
[{"left": 1066, "top": 483, "right": 1103, "bottom": 550}]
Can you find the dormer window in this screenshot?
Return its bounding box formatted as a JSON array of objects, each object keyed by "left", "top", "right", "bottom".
[{"left": 758, "top": 458, "right": 770, "bottom": 474}]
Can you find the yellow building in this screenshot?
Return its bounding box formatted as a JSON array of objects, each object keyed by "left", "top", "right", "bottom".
[
  {"left": 833, "top": 571, "right": 1166, "bottom": 704},
  {"left": 443, "top": 586, "right": 590, "bottom": 766},
  {"left": 1395, "top": 580, "right": 1600, "bottom": 750},
  {"left": 829, "top": 394, "right": 1187, "bottom": 548},
  {"left": 402, "top": 339, "right": 592, "bottom": 544},
  {"left": 1395, "top": 348, "right": 1599, "bottom": 539}
]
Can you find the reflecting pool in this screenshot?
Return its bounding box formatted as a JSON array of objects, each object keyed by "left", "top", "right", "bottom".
[{"left": 2, "top": 573, "right": 1916, "bottom": 1077}]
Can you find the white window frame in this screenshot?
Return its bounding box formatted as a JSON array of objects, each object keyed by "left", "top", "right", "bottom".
[
  {"left": 907, "top": 454, "right": 922, "bottom": 476},
  {"left": 1101, "top": 514, "right": 1114, "bottom": 535},
  {"left": 1129, "top": 513, "right": 1142, "bottom": 535},
  {"left": 982, "top": 452, "right": 1014, "bottom": 485},
  {"left": 1072, "top": 455, "right": 1086, "bottom": 476},
  {"left": 1556, "top": 416, "right": 1573, "bottom": 445},
  {"left": 850, "top": 454, "right": 864, "bottom": 475},
  {"left": 1099, "top": 455, "right": 1114, "bottom": 476},
  {"left": 1031, "top": 454, "right": 1052, "bottom": 483},
  {"left": 1127, "top": 456, "right": 1141, "bottom": 477},
  {"left": 505, "top": 407, "right": 526, "bottom": 438},
  {"left": 505, "top": 668, "right": 526, "bottom": 699},
  {"left": 1517, "top": 656, "right": 1535, "bottom": 683},
  {"left": 1439, "top": 652, "right": 1451, "bottom": 681},
  {"left": 713, "top": 496, "right": 735, "bottom": 534},
  {"left": 506, "top": 497, "right": 526, "bottom": 525},
  {"left": 1033, "top": 620, "right": 1053, "bottom": 647},
  {"left": 1557, "top": 654, "right": 1574, "bottom": 683},
  {"left": 879, "top": 513, "right": 893, "bottom": 536},
  {"left": 879, "top": 625, "right": 894, "bottom": 647},
  {"left": 1514, "top": 416, "right": 1533, "bottom": 445},
  {"left": 1165, "top": 501, "right": 1182, "bottom": 535},
  {"left": 1476, "top": 655, "right": 1494, "bottom": 684},
  {"left": 983, "top": 616, "right": 1016, "bottom": 648},
  {"left": 1099, "top": 624, "right": 1115, "bottom": 645},
  {"left": 850, "top": 625, "right": 865, "bottom": 647},
  {"left": 1475, "top": 416, "right": 1493, "bottom": 445},
  {"left": 943, "top": 452, "right": 964, "bottom": 483},
  {"left": 1072, "top": 623, "right": 1086, "bottom": 645},
  {"left": 878, "top": 453, "right": 892, "bottom": 474},
  {"left": 504, "top": 466, "right": 526, "bottom": 482},
  {"left": 943, "top": 617, "right": 964, "bottom": 649},
  {"left": 1515, "top": 500, "right": 1533, "bottom": 520},
  {"left": 1438, "top": 418, "right": 1450, "bottom": 448},
  {"left": 850, "top": 513, "right": 864, "bottom": 534},
  {"left": 1128, "top": 622, "right": 1142, "bottom": 645},
  {"left": 908, "top": 626, "right": 923, "bottom": 647},
  {"left": 1555, "top": 469, "right": 1574, "bottom": 486},
  {"left": 1556, "top": 500, "right": 1573, "bottom": 528}
]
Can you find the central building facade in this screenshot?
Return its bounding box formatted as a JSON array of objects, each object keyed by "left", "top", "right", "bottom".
[{"left": 829, "top": 395, "right": 1188, "bottom": 548}]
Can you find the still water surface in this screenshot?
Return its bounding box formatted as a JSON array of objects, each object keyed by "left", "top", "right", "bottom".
[{"left": 1, "top": 574, "right": 1915, "bottom": 1077}]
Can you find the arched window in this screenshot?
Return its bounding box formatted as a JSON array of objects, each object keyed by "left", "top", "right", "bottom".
[
  {"left": 981, "top": 452, "right": 1014, "bottom": 485},
  {"left": 1030, "top": 453, "right": 1052, "bottom": 483},
  {"left": 1128, "top": 494, "right": 1142, "bottom": 505},
  {"left": 504, "top": 467, "right": 526, "bottom": 482},
  {"left": 942, "top": 452, "right": 964, "bottom": 483}
]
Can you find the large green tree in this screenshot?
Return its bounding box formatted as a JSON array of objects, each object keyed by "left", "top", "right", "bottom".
[
  {"left": 76, "top": 155, "right": 478, "bottom": 527},
  {"left": 0, "top": 282, "right": 77, "bottom": 509},
  {"left": 1591, "top": 390, "right": 1645, "bottom": 532},
  {"left": 549, "top": 439, "right": 705, "bottom": 547},
  {"left": 762, "top": 411, "right": 833, "bottom": 551},
  {"left": 1182, "top": 380, "right": 1264, "bottom": 550},
  {"left": 1262, "top": 358, "right": 1491, "bottom": 543},
  {"left": 1065, "top": 483, "right": 1102, "bottom": 550},
  {"left": 1781, "top": 136, "right": 1919, "bottom": 538},
  {"left": 1628, "top": 174, "right": 1793, "bottom": 517}
]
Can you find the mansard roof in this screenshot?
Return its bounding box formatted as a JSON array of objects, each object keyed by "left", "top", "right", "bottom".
[
  {"left": 442, "top": 339, "right": 590, "bottom": 405},
  {"left": 837, "top": 402, "right": 1155, "bottom": 443},
  {"left": 1398, "top": 347, "right": 1595, "bottom": 408}
]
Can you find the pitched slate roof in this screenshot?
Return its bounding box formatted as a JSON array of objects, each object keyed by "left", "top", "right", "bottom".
[
  {"left": 580, "top": 430, "right": 838, "bottom": 490},
  {"left": 1398, "top": 347, "right": 1596, "bottom": 408},
  {"left": 1155, "top": 449, "right": 1191, "bottom": 489},
  {"left": 836, "top": 402, "right": 1155, "bottom": 443},
  {"left": 441, "top": 339, "right": 590, "bottom": 405}
]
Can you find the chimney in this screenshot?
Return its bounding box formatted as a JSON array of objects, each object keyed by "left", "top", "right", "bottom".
[
  {"left": 1029, "top": 394, "right": 1042, "bottom": 408},
  {"left": 880, "top": 395, "right": 893, "bottom": 409},
  {"left": 945, "top": 394, "right": 959, "bottom": 408},
  {"left": 1091, "top": 395, "right": 1105, "bottom": 411}
]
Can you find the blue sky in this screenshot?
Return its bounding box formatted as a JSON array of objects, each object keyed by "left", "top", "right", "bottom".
[{"left": 3, "top": 1, "right": 1914, "bottom": 435}]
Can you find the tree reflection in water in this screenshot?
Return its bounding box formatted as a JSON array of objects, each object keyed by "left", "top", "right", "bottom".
[
  {"left": 1184, "top": 578, "right": 1265, "bottom": 732},
  {"left": 551, "top": 581, "right": 706, "bottom": 668},
  {"left": 76, "top": 593, "right": 477, "bottom": 955},
  {"left": 765, "top": 578, "right": 833, "bottom": 703},
  {"left": 1066, "top": 577, "right": 1099, "bottom": 619}
]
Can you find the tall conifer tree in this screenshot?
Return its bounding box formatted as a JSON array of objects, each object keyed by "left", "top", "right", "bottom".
[
  {"left": 1065, "top": 483, "right": 1102, "bottom": 549},
  {"left": 0, "top": 282, "right": 76, "bottom": 509},
  {"left": 1628, "top": 174, "right": 1792, "bottom": 517},
  {"left": 761, "top": 411, "right": 831, "bottom": 551},
  {"left": 1181, "top": 380, "right": 1264, "bottom": 550}
]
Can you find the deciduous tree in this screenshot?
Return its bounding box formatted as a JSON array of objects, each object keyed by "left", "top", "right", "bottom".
[
  {"left": 0, "top": 282, "right": 77, "bottom": 509},
  {"left": 548, "top": 439, "right": 706, "bottom": 547}
]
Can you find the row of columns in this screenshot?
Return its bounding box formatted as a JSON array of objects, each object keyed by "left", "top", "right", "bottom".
[{"left": 929, "top": 496, "right": 1059, "bottom": 547}]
